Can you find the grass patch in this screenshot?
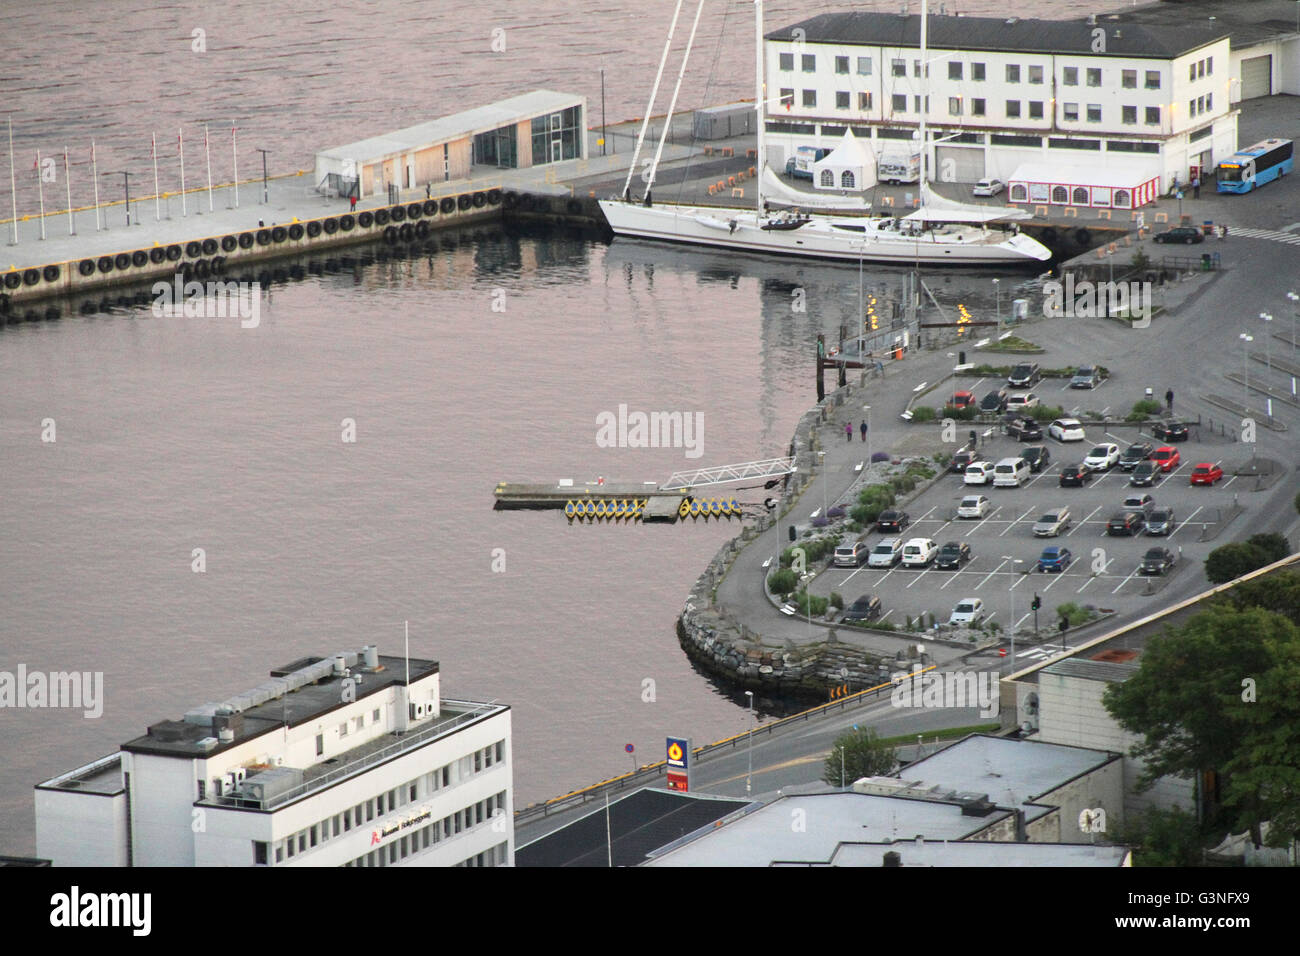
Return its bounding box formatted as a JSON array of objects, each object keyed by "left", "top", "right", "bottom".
[
  {"left": 980, "top": 334, "right": 1043, "bottom": 353},
  {"left": 875, "top": 723, "right": 1001, "bottom": 747}
]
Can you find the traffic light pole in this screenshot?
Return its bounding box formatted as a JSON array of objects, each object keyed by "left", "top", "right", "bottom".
[{"left": 1032, "top": 593, "right": 1041, "bottom": 639}]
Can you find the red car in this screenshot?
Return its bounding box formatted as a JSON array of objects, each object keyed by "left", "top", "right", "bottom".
[
  {"left": 948, "top": 391, "right": 976, "bottom": 409},
  {"left": 1190, "top": 462, "right": 1224, "bottom": 485},
  {"left": 1151, "top": 446, "right": 1181, "bottom": 472}
]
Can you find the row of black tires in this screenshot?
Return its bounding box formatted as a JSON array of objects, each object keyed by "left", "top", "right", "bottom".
[
  {"left": 5, "top": 190, "right": 506, "bottom": 289},
  {"left": 1036, "top": 227, "right": 1093, "bottom": 247},
  {"left": 501, "top": 192, "right": 586, "bottom": 216}
]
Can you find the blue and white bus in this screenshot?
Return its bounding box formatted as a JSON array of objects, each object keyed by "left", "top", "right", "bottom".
[{"left": 1216, "top": 138, "right": 1294, "bottom": 193}]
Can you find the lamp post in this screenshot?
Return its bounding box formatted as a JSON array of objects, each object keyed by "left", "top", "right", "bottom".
[
  {"left": 255, "top": 148, "right": 270, "bottom": 204},
  {"left": 1261, "top": 312, "right": 1273, "bottom": 381},
  {"left": 1239, "top": 332, "right": 1253, "bottom": 413},
  {"left": 103, "top": 171, "right": 134, "bottom": 226},
  {"left": 992, "top": 278, "right": 1001, "bottom": 328},
  {"left": 1002, "top": 555, "right": 1022, "bottom": 665},
  {"left": 863, "top": 404, "right": 871, "bottom": 467},
  {"left": 1287, "top": 291, "right": 1298, "bottom": 352},
  {"left": 817, "top": 450, "right": 827, "bottom": 519},
  {"left": 745, "top": 690, "right": 754, "bottom": 794}
]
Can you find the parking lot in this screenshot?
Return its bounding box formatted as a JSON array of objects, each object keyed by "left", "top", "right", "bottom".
[{"left": 811, "top": 421, "right": 1249, "bottom": 637}]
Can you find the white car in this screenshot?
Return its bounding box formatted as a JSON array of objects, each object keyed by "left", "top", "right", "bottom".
[
  {"left": 1006, "top": 392, "right": 1040, "bottom": 411},
  {"left": 964, "top": 462, "right": 995, "bottom": 485},
  {"left": 901, "top": 537, "right": 938, "bottom": 567},
  {"left": 972, "top": 178, "right": 1004, "bottom": 197},
  {"left": 1084, "top": 443, "right": 1122, "bottom": 471},
  {"left": 948, "top": 597, "right": 986, "bottom": 625},
  {"left": 957, "top": 494, "right": 991, "bottom": 519},
  {"left": 1049, "top": 418, "right": 1087, "bottom": 442},
  {"left": 867, "top": 537, "right": 904, "bottom": 568}
]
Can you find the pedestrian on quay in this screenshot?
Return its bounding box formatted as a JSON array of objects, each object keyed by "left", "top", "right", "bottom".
[
  {"left": 1165, "top": 388, "right": 1174, "bottom": 413},
  {"left": 1193, "top": 175, "right": 1201, "bottom": 199},
  {"left": 860, "top": 420, "right": 868, "bottom": 441},
  {"left": 349, "top": 194, "right": 357, "bottom": 212},
  {"left": 845, "top": 422, "right": 853, "bottom": 442},
  {"left": 426, "top": 183, "right": 432, "bottom": 200},
  {"left": 1220, "top": 224, "right": 1228, "bottom": 240}
]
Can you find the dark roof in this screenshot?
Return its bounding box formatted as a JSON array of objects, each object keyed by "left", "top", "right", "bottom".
[
  {"left": 515, "top": 788, "right": 748, "bottom": 867},
  {"left": 768, "top": 12, "right": 1230, "bottom": 59}
]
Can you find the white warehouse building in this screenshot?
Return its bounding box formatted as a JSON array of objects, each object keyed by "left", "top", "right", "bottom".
[
  {"left": 35, "top": 646, "right": 513, "bottom": 867},
  {"left": 763, "top": 11, "right": 1242, "bottom": 203}
]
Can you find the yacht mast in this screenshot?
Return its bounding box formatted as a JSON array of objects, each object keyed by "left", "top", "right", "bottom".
[
  {"left": 622, "top": 0, "right": 686, "bottom": 201},
  {"left": 647, "top": 0, "right": 706, "bottom": 199},
  {"left": 918, "top": 0, "right": 928, "bottom": 207},
  {"left": 755, "top": 0, "right": 765, "bottom": 215}
]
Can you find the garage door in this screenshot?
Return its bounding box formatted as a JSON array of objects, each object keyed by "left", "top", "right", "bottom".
[
  {"left": 1241, "top": 55, "right": 1272, "bottom": 100},
  {"left": 936, "top": 146, "right": 986, "bottom": 184}
]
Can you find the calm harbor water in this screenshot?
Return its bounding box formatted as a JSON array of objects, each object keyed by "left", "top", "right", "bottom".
[{"left": 2, "top": 0, "right": 1101, "bottom": 855}]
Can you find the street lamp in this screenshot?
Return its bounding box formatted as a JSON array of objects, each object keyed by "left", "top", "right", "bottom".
[
  {"left": 1239, "top": 332, "right": 1253, "bottom": 413},
  {"left": 1287, "top": 291, "right": 1299, "bottom": 352},
  {"left": 1261, "top": 312, "right": 1273, "bottom": 381},
  {"left": 863, "top": 404, "right": 871, "bottom": 467},
  {"left": 817, "top": 450, "right": 827, "bottom": 520},
  {"left": 1001, "top": 555, "right": 1022, "bottom": 665},
  {"left": 255, "top": 148, "right": 270, "bottom": 204},
  {"left": 745, "top": 690, "right": 754, "bottom": 794},
  {"left": 102, "top": 171, "right": 134, "bottom": 226},
  {"left": 992, "top": 278, "right": 1001, "bottom": 328}
]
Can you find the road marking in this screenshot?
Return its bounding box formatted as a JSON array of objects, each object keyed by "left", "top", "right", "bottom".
[
  {"left": 839, "top": 565, "right": 868, "bottom": 586},
  {"left": 999, "top": 508, "right": 1034, "bottom": 536},
  {"left": 878, "top": 609, "right": 894, "bottom": 622},
  {"left": 915, "top": 506, "right": 938, "bottom": 523},
  {"left": 1222, "top": 475, "right": 1237, "bottom": 488},
  {"left": 968, "top": 506, "right": 1002, "bottom": 536},
  {"left": 1042, "top": 568, "right": 1068, "bottom": 591},
  {"left": 1168, "top": 505, "right": 1202, "bottom": 539},
  {"left": 975, "top": 559, "right": 1009, "bottom": 589},
  {"left": 906, "top": 566, "right": 934, "bottom": 589},
  {"left": 1068, "top": 505, "right": 1103, "bottom": 536},
  {"left": 1112, "top": 563, "right": 1142, "bottom": 594}
]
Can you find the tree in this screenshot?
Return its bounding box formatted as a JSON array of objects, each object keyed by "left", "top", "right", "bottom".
[
  {"left": 823, "top": 727, "right": 897, "bottom": 786},
  {"left": 1204, "top": 541, "right": 1269, "bottom": 583},
  {"left": 1214, "top": 570, "right": 1300, "bottom": 626},
  {"left": 1115, "top": 806, "right": 1204, "bottom": 867},
  {"left": 1246, "top": 532, "right": 1290, "bottom": 565}
]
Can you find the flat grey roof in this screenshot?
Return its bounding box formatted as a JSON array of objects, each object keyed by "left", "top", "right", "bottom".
[
  {"left": 36, "top": 753, "right": 124, "bottom": 796},
  {"left": 805, "top": 839, "right": 1130, "bottom": 867},
  {"left": 768, "top": 12, "right": 1230, "bottom": 59},
  {"left": 644, "top": 791, "right": 1007, "bottom": 866},
  {"left": 318, "top": 90, "right": 583, "bottom": 163},
  {"left": 1043, "top": 658, "right": 1140, "bottom": 682}
]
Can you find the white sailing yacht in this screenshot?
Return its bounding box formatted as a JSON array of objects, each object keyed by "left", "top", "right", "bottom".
[{"left": 599, "top": 0, "right": 1052, "bottom": 267}]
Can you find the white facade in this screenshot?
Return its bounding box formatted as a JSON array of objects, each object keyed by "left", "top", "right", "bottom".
[{"left": 764, "top": 17, "right": 1237, "bottom": 192}]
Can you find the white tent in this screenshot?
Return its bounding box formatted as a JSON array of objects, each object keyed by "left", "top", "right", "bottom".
[
  {"left": 760, "top": 167, "right": 874, "bottom": 211},
  {"left": 813, "top": 128, "right": 875, "bottom": 192},
  {"left": 903, "top": 182, "right": 1032, "bottom": 224},
  {"left": 1007, "top": 161, "right": 1162, "bottom": 209}
]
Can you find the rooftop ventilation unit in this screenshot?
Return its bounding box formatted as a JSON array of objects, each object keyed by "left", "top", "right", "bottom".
[
  {"left": 196, "top": 737, "right": 219, "bottom": 752},
  {"left": 361, "top": 645, "right": 379, "bottom": 669},
  {"left": 218, "top": 728, "right": 235, "bottom": 743}
]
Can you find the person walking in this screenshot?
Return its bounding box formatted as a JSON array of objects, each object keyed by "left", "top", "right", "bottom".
[
  {"left": 860, "top": 420, "right": 868, "bottom": 441},
  {"left": 1192, "top": 175, "right": 1201, "bottom": 199},
  {"left": 425, "top": 183, "right": 432, "bottom": 200},
  {"left": 1165, "top": 388, "right": 1174, "bottom": 413},
  {"left": 845, "top": 422, "right": 853, "bottom": 442},
  {"left": 349, "top": 194, "right": 357, "bottom": 212},
  {"left": 1220, "top": 223, "right": 1228, "bottom": 240}
]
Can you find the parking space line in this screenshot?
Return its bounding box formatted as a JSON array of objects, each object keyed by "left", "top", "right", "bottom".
[
  {"left": 1078, "top": 557, "right": 1113, "bottom": 593},
  {"left": 1068, "top": 505, "right": 1103, "bottom": 536},
  {"left": 1014, "top": 611, "right": 1033, "bottom": 630},
  {"left": 1222, "top": 475, "right": 1237, "bottom": 488},
  {"left": 1041, "top": 569, "right": 1069, "bottom": 591},
  {"left": 975, "top": 559, "right": 1009, "bottom": 589},
  {"left": 1169, "top": 505, "right": 1203, "bottom": 540},
  {"left": 878, "top": 609, "right": 894, "bottom": 623},
  {"left": 967, "top": 506, "right": 1003, "bottom": 536},
  {"left": 999, "top": 508, "right": 1035, "bottom": 536},
  {"left": 1112, "top": 563, "right": 1142, "bottom": 594},
  {"left": 939, "top": 567, "right": 965, "bottom": 589},
  {"left": 906, "top": 566, "right": 934, "bottom": 589},
  {"left": 839, "top": 565, "right": 868, "bottom": 587},
  {"left": 915, "top": 506, "right": 938, "bottom": 523}
]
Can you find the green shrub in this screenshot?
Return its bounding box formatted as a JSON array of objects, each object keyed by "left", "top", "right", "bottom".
[
  {"left": 857, "top": 484, "right": 896, "bottom": 508},
  {"left": 768, "top": 568, "right": 798, "bottom": 595},
  {"left": 846, "top": 520, "right": 863, "bottom": 533},
  {"left": 942, "top": 405, "right": 979, "bottom": 421},
  {"left": 911, "top": 406, "right": 936, "bottom": 422},
  {"left": 1125, "top": 410, "right": 1150, "bottom": 423},
  {"left": 794, "top": 590, "right": 829, "bottom": 617},
  {"left": 890, "top": 474, "right": 916, "bottom": 494},
  {"left": 830, "top": 591, "right": 845, "bottom": 610},
  {"left": 1029, "top": 404, "right": 1065, "bottom": 422},
  {"left": 1132, "top": 398, "right": 1163, "bottom": 417},
  {"left": 850, "top": 503, "right": 876, "bottom": 525},
  {"left": 1055, "top": 601, "right": 1097, "bottom": 627},
  {"left": 1247, "top": 533, "right": 1290, "bottom": 564},
  {"left": 933, "top": 452, "right": 952, "bottom": 468}
]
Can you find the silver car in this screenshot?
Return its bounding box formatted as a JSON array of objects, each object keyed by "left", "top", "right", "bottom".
[{"left": 1032, "top": 508, "right": 1072, "bottom": 537}]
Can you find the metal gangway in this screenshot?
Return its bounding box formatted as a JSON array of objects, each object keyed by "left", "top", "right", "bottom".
[{"left": 660, "top": 457, "right": 795, "bottom": 492}]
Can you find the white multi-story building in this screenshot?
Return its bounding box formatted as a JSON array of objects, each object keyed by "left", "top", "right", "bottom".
[
  {"left": 35, "top": 645, "right": 513, "bottom": 867},
  {"left": 764, "top": 12, "right": 1238, "bottom": 203}
]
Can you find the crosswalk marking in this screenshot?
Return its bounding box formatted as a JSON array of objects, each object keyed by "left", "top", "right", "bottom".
[{"left": 1222, "top": 226, "right": 1300, "bottom": 245}]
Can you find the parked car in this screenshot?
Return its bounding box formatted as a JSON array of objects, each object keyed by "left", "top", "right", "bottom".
[
  {"left": 1152, "top": 420, "right": 1190, "bottom": 442},
  {"left": 948, "top": 597, "right": 985, "bottom": 625},
  {"left": 1037, "top": 546, "right": 1074, "bottom": 572},
  {"left": 1084, "top": 443, "right": 1121, "bottom": 471},
  {"left": 1154, "top": 226, "right": 1204, "bottom": 244},
  {"left": 1006, "top": 392, "right": 1040, "bottom": 412},
  {"left": 1190, "top": 462, "right": 1224, "bottom": 485},
  {"left": 1107, "top": 511, "right": 1146, "bottom": 536},
  {"left": 1033, "top": 508, "right": 1072, "bottom": 537},
  {"left": 957, "top": 494, "right": 992, "bottom": 519},
  {"left": 1130, "top": 461, "right": 1160, "bottom": 486},
  {"left": 1019, "top": 446, "right": 1051, "bottom": 473},
  {"left": 935, "top": 541, "right": 973, "bottom": 569},
  {"left": 964, "top": 461, "right": 996, "bottom": 485},
  {"left": 979, "top": 388, "right": 1009, "bottom": 413},
  {"left": 947, "top": 390, "right": 976, "bottom": 409},
  {"left": 1006, "top": 417, "right": 1043, "bottom": 441},
  {"left": 972, "top": 178, "right": 1005, "bottom": 197},
  {"left": 901, "top": 537, "right": 939, "bottom": 567},
  {"left": 993, "top": 457, "right": 1031, "bottom": 488},
  {"left": 1049, "top": 418, "right": 1087, "bottom": 442},
  {"left": 841, "top": 594, "right": 884, "bottom": 623},
  {"left": 1140, "top": 547, "right": 1177, "bottom": 575},
  {"left": 868, "top": 537, "right": 904, "bottom": 567},
  {"left": 1059, "top": 464, "right": 1094, "bottom": 487},
  {"left": 1007, "top": 362, "right": 1041, "bottom": 388},
  {"left": 1118, "top": 442, "right": 1154, "bottom": 471},
  {"left": 1122, "top": 493, "right": 1155, "bottom": 515},
  {"left": 951, "top": 449, "right": 984, "bottom": 473},
  {"left": 1070, "top": 366, "right": 1102, "bottom": 389},
  {"left": 833, "top": 539, "right": 870, "bottom": 567},
  {"left": 877, "top": 510, "right": 912, "bottom": 532},
  {"left": 1146, "top": 508, "right": 1176, "bottom": 535},
  {"left": 1151, "top": 446, "right": 1181, "bottom": 472}
]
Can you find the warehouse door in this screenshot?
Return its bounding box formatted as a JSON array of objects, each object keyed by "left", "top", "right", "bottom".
[
  {"left": 1240, "top": 55, "right": 1272, "bottom": 100},
  {"left": 936, "top": 146, "right": 985, "bottom": 184}
]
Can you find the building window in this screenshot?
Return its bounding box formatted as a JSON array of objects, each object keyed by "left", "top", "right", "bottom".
[
  {"left": 913, "top": 59, "right": 922, "bottom": 78},
  {"left": 836, "top": 91, "right": 850, "bottom": 110},
  {"left": 1198, "top": 60, "right": 1206, "bottom": 79},
  {"left": 1028, "top": 65, "right": 1043, "bottom": 85},
  {"left": 1189, "top": 98, "right": 1196, "bottom": 117},
  {"left": 1063, "top": 102, "right": 1079, "bottom": 122},
  {"left": 1114, "top": 189, "right": 1131, "bottom": 207},
  {"left": 859, "top": 91, "right": 872, "bottom": 110},
  {"left": 1051, "top": 185, "right": 1068, "bottom": 203},
  {"left": 310, "top": 825, "right": 318, "bottom": 848},
  {"left": 1072, "top": 186, "right": 1089, "bottom": 204},
  {"left": 802, "top": 89, "right": 816, "bottom": 108},
  {"left": 495, "top": 741, "right": 505, "bottom": 762},
  {"left": 1006, "top": 100, "right": 1021, "bottom": 119},
  {"left": 835, "top": 55, "right": 849, "bottom": 74},
  {"left": 1122, "top": 70, "right": 1136, "bottom": 89},
  {"left": 1006, "top": 64, "right": 1020, "bottom": 83},
  {"left": 1087, "top": 68, "right": 1101, "bottom": 87},
  {"left": 1198, "top": 94, "right": 1206, "bottom": 113},
  {"left": 841, "top": 170, "right": 855, "bottom": 188},
  {"left": 779, "top": 52, "right": 793, "bottom": 71},
  {"left": 372, "top": 708, "right": 380, "bottom": 724},
  {"left": 779, "top": 88, "right": 794, "bottom": 109},
  {"left": 801, "top": 54, "right": 815, "bottom": 73},
  {"left": 1087, "top": 104, "right": 1102, "bottom": 123},
  {"left": 914, "top": 95, "right": 928, "bottom": 113},
  {"left": 1063, "top": 67, "right": 1078, "bottom": 86},
  {"left": 344, "top": 808, "right": 351, "bottom": 830},
  {"left": 857, "top": 56, "right": 872, "bottom": 75},
  {"left": 1145, "top": 106, "right": 1160, "bottom": 125},
  {"left": 972, "top": 62, "right": 985, "bottom": 81},
  {"left": 1028, "top": 101, "right": 1043, "bottom": 119},
  {"left": 474, "top": 749, "right": 483, "bottom": 773},
  {"left": 948, "top": 62, "right": 962, "bottom": 80},
  {"left": 1205, "top": 92, "right": 1212, "bottom": 111},
  {"left": 1145, "top": 70, "right": 1160, "bottom": 90},
  {"left": 354, "top": 715, "right": 363, "bottom": 731},
  {"left": 972, "top": 98, "right": 986, "bottom": 116},
  {"left": 949, "top": 96, "right": 962, "bottom": 116},
  {"left": 339, "top": 722, "right": 347, "bottom": 737},
  {"left": 1206, "top": 56, "right": 1212, "bottom": 75},
  {"left": 1189, "top": 63, "right": 1196, "bottom": 82},
  {"left": 892, "top": 94, "right": 906, "bottom": 113},
  {"left": 891, "top": 58, "right": 906, "bottom": 77},
  {"left": 1122, "top": 105, "right": 1137, "bottom": 124},
  {"left": 315, "top": 734, "right": 324, "bottom": 756}
]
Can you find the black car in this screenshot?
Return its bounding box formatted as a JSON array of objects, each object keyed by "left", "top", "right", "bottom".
[
  {"left": 1007, "top": 362, "right": 1041, "bottom": 387},
  {"left": 1140, "top": 547, "right": 1177, "bottom": 575},
  {"left": 935, "top": 541, "right": 973, "bottom": 569},
  {"left": 1118, "top": 442, "right": 1154, "bottom": 471},
  {"left": 1154, "top": 226, "right": 1204, "bottom": 244},
  {"left": 979, "top": 388, "right": 1009, "bottom": 413},
  {"left": 1006, "top": 417, "right": 1043, "bottom": 442},
  {"left": 1152, "top": 420, "right": 1190, "bottom": 442},
  {"left": 1020, "top": 446, "right": 1051, "bottom": 473},
  {"left": 1130, "top": 461, "right": 1160, "bottom": 486},
  {"left": 950, "top": 449, "right": 984, "bottom": 473},
  {"left": 1059, "top": 464, "right": 1094, "bottom": 487},
  {"left": 877, "top": 510, "right": 912, "bottom": 533},
  {"left": 841, "top": 594, "right": 884, "bottom": 623},
  {"left": 1107, "top": 511, "right": 1146, "bottom": 536}
]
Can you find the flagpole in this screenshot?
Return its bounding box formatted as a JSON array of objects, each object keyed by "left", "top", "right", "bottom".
[
  {"left": 178, "top": 128, "right": 186, "bottom": 217},
  {"left": 64, "top": 146, "right": 74, "bottom": 234},
  {"left": 91, "top": 140, "right": 101, "bottom": 231},
  {"left": 7, "top": 117, "right": 17, "bottom": 245},
  {"left": 232, "top": 126, "right": 239, "bottom": 208},
  {"left": 36, "top": 148, "right": 46, "bottom": 240},
  {"left": 204, "top": 124, "right": 213, "bottom": 212},
  {"left": 151, "top": 132, "right": 161, "bottom": 220}
]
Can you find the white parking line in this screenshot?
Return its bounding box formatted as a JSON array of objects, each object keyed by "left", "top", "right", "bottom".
[
  {"left": 967, "top": 506, "right": 1003, "bottom": 536},
  {"left": 1042, "top": 568, "right": 1069, "bottom": 591},
  {"left": 1169, "top": 505, "right": 1202, "bottom": 539},
  {"left": 1112, "top": 563, "right": 1143, "bottom": 594},
  {"left": 975, "top": 559, "right": 1009, "bottom": 589},
  {"left": 878, "top": 609, "right": 894, "bottom": 623},
  {"left": 999, "top": 508, "right": 1035, "bottom": 536},
  {"left": 939, "top": 568, "right": 964, "bottom": 589},
  {"left": 1014, "top": 611, "right": 1033, "bottom": 630},
  {"left": 1078, "top": 557, "right": 1113, "bottom": 592},
  {"left": 1068, "top": 505, "right": 1103, "bottom": 536},
  {"left": 839, "top": 565, "right": 868, "bottom": 586},
  {"left": 1222, "top": 475, "right": 1237, "bottom": 488},
  {"left": 914, "top": 506, "right": 938, "bottom": 523},
  {"left": 906, "top": 566, "right": 934, "bottom": 589}
]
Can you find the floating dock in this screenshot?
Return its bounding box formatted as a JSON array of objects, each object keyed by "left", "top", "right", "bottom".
[{"left": 493, "top": 480, "right": 753, "bottom": 523}]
